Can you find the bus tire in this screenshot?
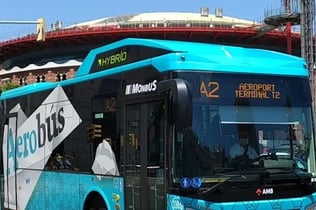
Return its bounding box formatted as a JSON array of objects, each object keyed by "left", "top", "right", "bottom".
[{"left": 83, "top": 192, "right": 108, "bottom": 210}]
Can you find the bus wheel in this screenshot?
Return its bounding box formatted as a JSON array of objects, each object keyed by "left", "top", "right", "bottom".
[{"left": 84, "top": 193, "right": 108, "bottom": 210}]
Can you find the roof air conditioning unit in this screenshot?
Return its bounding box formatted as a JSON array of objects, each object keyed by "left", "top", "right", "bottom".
[
  {"left": 215, "top": 8, "right": 223, "bottom": 18},
  {"left": 55, "top": 20, "right": 63, "bottom": 30},
  {"left": 200, "top": 7, "right": 209, "bottom": 17}
]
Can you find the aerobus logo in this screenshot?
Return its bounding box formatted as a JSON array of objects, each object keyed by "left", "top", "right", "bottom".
[
  {"left": 6, "top": 108, "right": 65, "bottom": 175},
  {"left": 3, "top": 86, "right": 82, "bottom": 210},
  {"left": 4, "top": 86, "right": 82, "bottom": 176},
  {"left": 125, "top": 80, "right": 157, "bottom": 95}
]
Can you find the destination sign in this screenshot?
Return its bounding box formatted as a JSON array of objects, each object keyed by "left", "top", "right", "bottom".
[
  {"left": 201, "top": 81, "right": 280, "bottom": 99},
  {"left": 235, "top": 83, "right": 280, "bottom": 99},
  {"left": 177, "top": 72, "right": 312, "bottom": 106}
]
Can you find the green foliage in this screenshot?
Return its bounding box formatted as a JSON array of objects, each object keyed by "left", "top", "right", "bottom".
[{"left": 0, "top": 82, "right": 20, "bottom": 92}]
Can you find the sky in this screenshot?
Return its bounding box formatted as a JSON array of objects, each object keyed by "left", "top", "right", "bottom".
[{"left": 0, "top": 0, "right": 281, "bottom": 40}]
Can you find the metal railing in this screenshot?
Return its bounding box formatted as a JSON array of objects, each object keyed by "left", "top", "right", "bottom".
[{"left": 1, "top": 19, "right": 261, "bottom": 43}]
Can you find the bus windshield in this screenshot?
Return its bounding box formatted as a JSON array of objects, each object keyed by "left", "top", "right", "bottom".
[{"left": 173, "top": 72, "right": 314, "bottom": 181}]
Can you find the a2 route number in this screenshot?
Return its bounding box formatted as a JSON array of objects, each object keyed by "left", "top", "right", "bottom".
[{"left": 200, "top": 81, "right": 220, "bottom": 98}]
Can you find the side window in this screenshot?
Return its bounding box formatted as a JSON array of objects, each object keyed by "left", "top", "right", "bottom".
[
  {"left": 45, "top": 92, "right": 89, "bottom": 172},
  {"left": 147, "top": 101, "right": 164, "bottom": 176},
  {"left": 44, "top": 79, "right": 121, "bottom": 174}
]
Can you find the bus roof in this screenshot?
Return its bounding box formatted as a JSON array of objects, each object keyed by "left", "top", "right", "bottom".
[
  {"left": 77, "top": 38, "right": 308, "bottom": 77},
  {"left": 0, "top": 38, "right": 309, "bottom": 100}
]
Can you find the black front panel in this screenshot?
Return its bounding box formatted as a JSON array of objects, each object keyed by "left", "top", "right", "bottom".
[{"left": 176, "top": 72, "right": 312, "bottom": 107}]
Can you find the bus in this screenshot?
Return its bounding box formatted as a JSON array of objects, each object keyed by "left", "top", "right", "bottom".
[{"left": 0, "top": 38, "right": 316, "bottom": 210}]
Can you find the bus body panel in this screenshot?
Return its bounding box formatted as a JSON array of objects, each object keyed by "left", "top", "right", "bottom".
[
  {"left": 0, "top": 38, "right": 314, "bottom": 210},
  {"left": 167, "top": 193, "right": 315, "bottom": 210},
  {"left": 23, "top": 171, "right": 124, "bottom": 210}
]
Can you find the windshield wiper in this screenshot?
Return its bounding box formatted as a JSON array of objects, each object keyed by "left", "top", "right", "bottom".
[
  {"left": 261, "top": 167, "right": 312, "bottom": 188},
  {"left": 201, "top": 174, "right": 247, "bottom": 195},
  {"left": 201, "top": 167, "right": 312, "bottom": 197}
]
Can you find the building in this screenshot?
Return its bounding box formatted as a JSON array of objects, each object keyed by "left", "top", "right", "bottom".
[{"left": 0, "top": 9, "right": 302, "bottom": 86}]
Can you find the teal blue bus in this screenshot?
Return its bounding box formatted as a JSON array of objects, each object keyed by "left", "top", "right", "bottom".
[{"left": 1, "top": 38, "right": 316, "bottom": 210}]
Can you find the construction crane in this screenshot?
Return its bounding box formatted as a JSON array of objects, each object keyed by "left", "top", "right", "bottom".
[
  {"left": 300, "top": 0, "right": 315, "bottom": 90},
  {"left": 0, "top": 18, "right": 46, "bottom": 41},
  {"left": 258, "top": 0, "right": 315, "bottom": 106}
]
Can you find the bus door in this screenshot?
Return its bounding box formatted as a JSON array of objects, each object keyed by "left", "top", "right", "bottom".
[
  {"left": 123, "top": 100, "right": 166, "bottom": 210},
  {"left": 2, "top": 113, "right": 18, "bottom": 210}
]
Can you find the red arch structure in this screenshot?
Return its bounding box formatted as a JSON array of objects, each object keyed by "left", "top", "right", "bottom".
[{"left": 0, "top": 26, "right": 301, "bottom": 64}]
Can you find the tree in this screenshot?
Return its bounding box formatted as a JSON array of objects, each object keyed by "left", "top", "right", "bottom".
[{"left": 0, "top": 82, "right": 20, "bottom": 92}]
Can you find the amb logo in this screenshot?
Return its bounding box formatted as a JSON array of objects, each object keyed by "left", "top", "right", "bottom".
[{"left": 256, "top": 188, "right": 274, "bottom": 196}]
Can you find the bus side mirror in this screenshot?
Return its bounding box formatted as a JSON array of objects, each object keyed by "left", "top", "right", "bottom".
[{"left": 158, "top": 78, "right": 192, "bottom": 129}]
